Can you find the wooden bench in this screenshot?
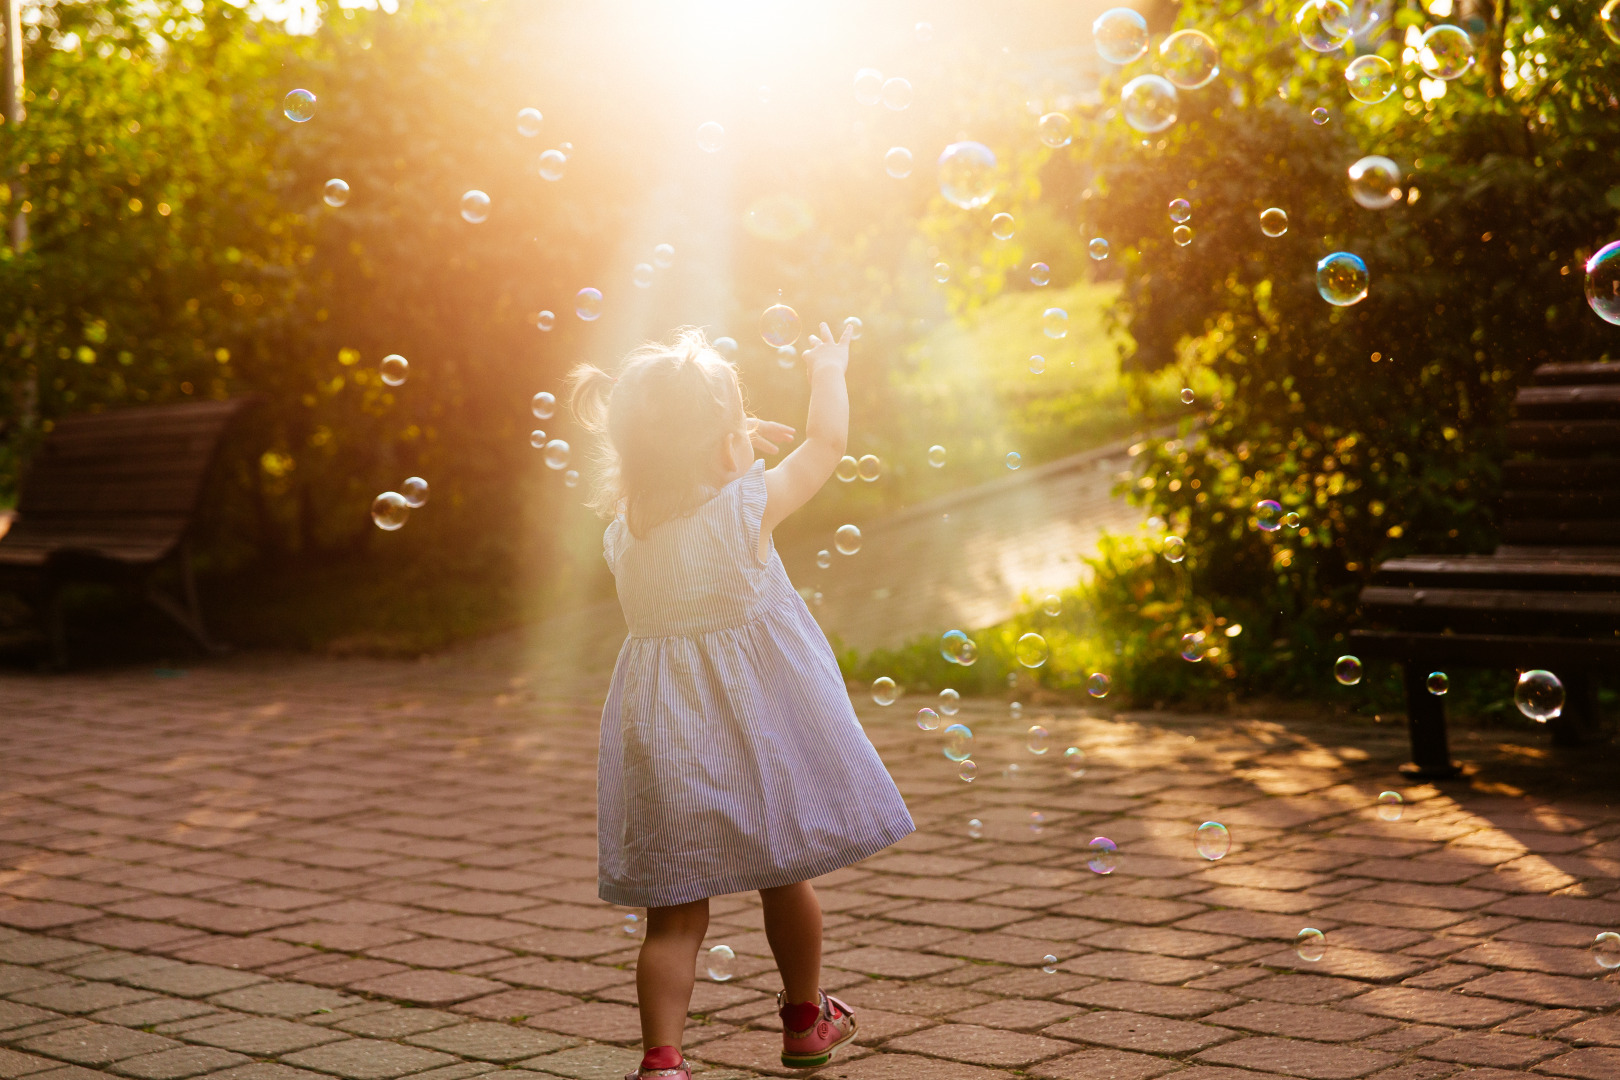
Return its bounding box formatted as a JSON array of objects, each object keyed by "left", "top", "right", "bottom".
[
  {"left": 0, "top": 398, "right": 256, "bottom": 664},
  {"left": 1349, "top": 362, "right": 1620, "bottom": 778}
]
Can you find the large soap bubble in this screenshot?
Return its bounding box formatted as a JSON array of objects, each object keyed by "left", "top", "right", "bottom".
[
  {"left": 937, "top": 141, "right": 998, "bottom": 210},
  {"left": 1317, "top": 251, "right": 1369, "bottom": 306},
  {"left": 1514, "top": 669, "right": 1564, "bottom": 721},
  {"left": 760, "top": 303, "right": 801, "bottom": 347},
  {"left": 885, "top": 146, "right": 913, "bottom": 178},
  {"left": 1260, "top": 208, "right": 1289, "bottom": 237},
  {"left": 1038, "top": 112, "right": 1072, "bottom": 148},
  {"left": 283, "top": 88, "right": 316, "bottom": 123},
  {"left": 1585, "top": 241, "right": 1620, "bottom": 325},
  {"left": 1604, "top": 0, "right": 1620, "bottom": 44},
  {"left": 853, "top": 68, "right": 883, "bottom": 105},
  {"left": 517, "top": 107, "right": 543, "bottom": 137},
  {"left": 696, "top": 121, "right": 725, "bottom": 152},
  {"left": 576, "top": 287, "right": 604, "bottom": 321},
  {"left": 1160, "top": 30, "right": 1220, "bottom": 89},
  {"left": 1295, "top": 0, "right": 1352, "bottom": 52},
  {"left": 1419, "top": 25, "right": 1474, "bottom": 79},
  {"left": 1093, "top": 8, "right": 1149, "bottom": 65},
  {"left": 460, "top": 190, "right": 490, "bottom": 224},
  {"left": 1348, "top": 155, "right": 1401, "bottom": 210},
  {"left": 323, "top": 179, "right": 350, "bottom": 207},
  {"left": 1121, "top": 75, "right": 1178, "bottom": 134},
  {"left": 1344, "top": 55, "right": 1396, "bottom": 103}
]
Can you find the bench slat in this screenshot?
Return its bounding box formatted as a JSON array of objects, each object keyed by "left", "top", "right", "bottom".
[
  {"left": 1502, "top": 460, "right": 1620, "bottom": 488},
  {"left": 1373, "top": 556, "right": 1620, "bottom": 590},
  {"left": 1506, "top": 420, "right": 1620, "bottom": 450},
  {"left": 1347, "top": 629, "right": 1620, "bottom": 667},
  {"left": 1500, "top": 520, "right": 1620, "bottom": 545},
  {"left": 1533, "top": 361, "right": 1620, "bottom": 385},
  {"left": 1515, "top": 384, "right": 1620, "bottom": 419},
  {"left": 1360, "top": 584, "right": 1620, "bottom": 625}
]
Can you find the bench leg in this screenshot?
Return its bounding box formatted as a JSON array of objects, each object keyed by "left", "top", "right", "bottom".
[
  {"left": 145, "top": 541, "right": 228, "bottom": 657},
  {"left": 1399, "top": 661, "right": 1460, "bottom": 780},
  {"left": 1547, "top": 671, "right": 1599, "bottom": 748}
]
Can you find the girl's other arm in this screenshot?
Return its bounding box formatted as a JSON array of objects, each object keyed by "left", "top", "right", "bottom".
[{"left": 761, "top": 321, "right": 851, "bottom": 541}]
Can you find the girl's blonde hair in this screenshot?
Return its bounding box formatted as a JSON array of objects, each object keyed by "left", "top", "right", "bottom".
[{"left": 569, "top": 327, "right": 746, "bottom": 538}]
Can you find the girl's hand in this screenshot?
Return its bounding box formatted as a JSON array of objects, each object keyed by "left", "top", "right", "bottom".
[
  {"left": 747, "top": 417, "right": 796, "bottom": 455},
  {"left": 802, "top": 321, "right": 852, "bottom": 376}
]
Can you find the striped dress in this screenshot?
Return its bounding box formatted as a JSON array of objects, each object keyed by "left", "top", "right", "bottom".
[{"left": 597, "top": 459, "right": 914, "bottom": 909}]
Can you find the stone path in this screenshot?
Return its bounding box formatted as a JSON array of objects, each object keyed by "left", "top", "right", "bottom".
[{"left": 0, "top": 646, "right": 1617, "bottom": 1080}]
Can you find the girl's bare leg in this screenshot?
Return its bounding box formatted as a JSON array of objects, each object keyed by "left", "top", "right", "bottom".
[
  {"left": 760, "top": 880, "right": 822, "bottom": 1004},
  {"left": 637, "top": 898, "right": 709, "bottom": 1053}
]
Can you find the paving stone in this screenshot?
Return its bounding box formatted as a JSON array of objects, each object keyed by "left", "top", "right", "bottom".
[
  {"left": 1560, "top": 1015, "right": 1620, "bottom": 1047},
  {"left": 342, "top": 972, "right": 504, "bottom": 1007},
  {"left": 330, "top": 1010, "right": 462, "bottom": 1039},
  {"left": 1058, "top": 951, "right": 1221, "bottom": 985},
  {"left": 361, "top": 943, "right": 510, "bottom": 971},
  {"left": 824, "top": 947, "right": 962, "bottom": 979},
  {"left": 516, "top": 1043, "right": 650, "bottom": 1080},
  {"left": 1196, "top": 1036, "right": 1399, "bottom": 1079},
  {"left": 1028, "top": 1047, "right": 1182, "bottom": 1080},
  {"left": 0, "top": 943, "right": 98, "bottom": 968},
  {"left": 1059, "top": 981, "right": 1238, "bottom": 1019},
  {"left": 0, "top": 1048, "right": 56, "bottom": 1078},
  {"left": 1244, "top": 975, "right": 1369, "bottom": 1004},
  {"left": 85, "top": 1001, "right": 215, "bottom": 1029},
  {"left": 168, "top": 939, "right": 312, "bottom": 972},
  {"left": 0, "top": 1006, "right": 63, "bottom": 1035},
  {"left": 204, "top": 984, "right": 355, "bottom": 1019},
  {"left": 106, "top": 1046, "right": 251, "bottom": 1080},
  {"left": 201, "top": 1065, "right": 333, "bottom": 1080},
  {"left": 883, "top": 1023, "right": 1073, "bottom": 1067},
  {"left": 403, "top": 1022, "right": 577, "bottom": 1063},
  {"left": 279, "top": 1039, "right": 458, "bottom": 1080},
  {"left": 946, "top": 999, "right": 1076, "bottom": 1032},
  {"left": 1043, "top": 1010, "right": 1233, "bottom": 1054},
  {"left": 25, "top": 1066, "right": 123, "bottom": 1080},
  {"left": 16, "top": 1025, "right": 180, "bottom": 1066},
  {"left": 12, "top": 985, "right": 157, "bottom": 1016},
  {"left": 1419, "top": 1032, "right": 1564, "bottom": 1067},
  {"left": 818, "top": 1054, "right": 1015, "bottom": 1080},
  {"left": 1459, "top": 971, "right": 1620, "bottom": 1010},
  {"left": 390, "top": 1065, "right": 497, "bottom": 1080},
  {"left": 451, "top": 990, "right": 573, "bottom": 1021},
  {"left": 1535, "top": 1048, "right": 1620, "bottom": 1080},
  {"left": 1207, "top": 1000, "right": 1397, "bottom": 1042},
  {"left": 523, "top": 1002, "right": 641, "bottom": 1044},
  {"left": 0, "top": 966, "right": 72, "bottom": 996},
  {"left": 479, "top": 962, "right": 623, "bottom": 996},
  {"left": 1343, "top": 987, "right": 1529, "bottom": 1028},
  {"left": 118, "top": 966, "right": 265, "bottom": 1000},
  {"left": 182, "top": 1018, "right": 345, "bottom": 1056}
]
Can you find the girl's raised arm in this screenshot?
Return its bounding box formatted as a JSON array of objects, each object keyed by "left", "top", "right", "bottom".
[{"left": 761, "top": 321, "right": 851, "bottom": 540}]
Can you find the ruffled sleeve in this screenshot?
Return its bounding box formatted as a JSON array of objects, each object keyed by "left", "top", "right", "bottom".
[
  {"left": 603, "top": 517, "right": 627, "bottom": 571},
  {"left": 737, "top": 459, "right": 769, "bottom": 567}
]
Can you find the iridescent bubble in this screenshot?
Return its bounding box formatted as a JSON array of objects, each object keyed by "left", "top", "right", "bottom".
[
  {"left": 1029, "top": 355, "right": 1046, "bottom": 375},
  {"left": 1042, "top": 594, "right": 1062, "bottom": 617},
  {"left": 939, "top": 688, "right": 960, "bottom": 715},
  {"left": 1514, "top": 669, "right": 1564, "bottom": 722},
  {"left": 1169, "top": 198, "right": 1192, "bottom": 223},
  {"left": 283, "top": 88, "right": 316, "bottom": 123},
  {"left": 1427, "top": 671, "right": 1449, "bottom": 696},
  {"left": 371, "top": 492, "right": 408, "bottom": 531},
  {"left": 706, "top": 944, "right": 735, "bottom": 981},
  {"left": 544, "top": 439, "right": 570, "bottom": 470},
  {"left": 713, "top": 335, "right": 738, "bottom": 357},
  {"left": 1585, "top": 241, "right": 1620, "bottom": 325},
  {"left": 576, "top": 287, "right": 604, "bottom": 320},
  {"left": 1027, "top": 724, "right": 1051, "bottom": 755},
  {"left": 623, "top": 912, "right": 640, "bottom": 935},
  {"left": 539, "top": 149, "right": 566, "bottom": 181},
  {"left": 1180, "top": 388, "right": 1195, "bottom": 405},
  {"left": 1160, "top": 29, "right": 1220, "bottom": 89},
  {"left": 1344, "top": 55, "right": 1396, "bottom": 103},
  {"left": 1255, "top": 499, "right": 1284, "bottom": 531},
  {"left": 1030, "top": 263, "right": 1051, "bottom": 287},
  {"left": 1029, "top": 810, "right": 1046, "bottom": 834},
  {"left": 536, "top": 310, "right": 556, "bottom": 331},
  {"left": 1296, "top": 928, "right": 1326, "bottom": 962},
  {"left": 1016, "top": 632, "right": 1049, "bottom": 669},
  {"left": 1377, "top": 790, "right": 1404, "bottom": 821},
  {"left": 1593, "top": 932, "right": 1620, "bottom": 970},
  {"left": 323, "top": 178, "right": 350, "bottom": 207},
  {"left": 1087, "top": 836, "right": 1118, "bottom": 875},
  {"left": 633, "top": 263, "right": 655, "bottom": 288},
  {"left": 835, "top": 524, "right": 862, "bottom": 555},
  {"left": 816, "top": 549, "right": 831, "bottom": 569},
  {"left": 853, "top": 68, "right": 884, "bottom": 106},
  {"left": 928, "top": 445, "right": 947, "bottom": 468},
  {"left": 1295, "top": 0, "right": 1352, "bottom": 51},
  {"left": 379, "top": 354, "right": 408, "bottom": 387},
  {"left": 1163, "top": 535, "right": 1186, "bottom": 562},
  {"left": 991, "top": 212, "right": 1015, "bottom": 240},
  {"left": 1121, "top": 75, "right": 1178, "bottom": 134},
  {"left": 941, "top": 629, "right": 972, "bottom": 665},
  {"left": 881, "top": 76, "right": 913, "bottom": 110},
  {"left": 1283, "top": 513, "right": 1300, "bottom": 528},
  {"left": 836, "top": 456, "right": 859, "bottom": 482},
  {"left": 653, "top": 243, "right": 675, "bottom": 269},
  {"left": 857, "top": 454, "right": 881, "bottom": 482},
  {"left": 933, "top": 261, "right": 952, "bottom": 284},
  {"left": 1042, "top": 308, "right": 1068, "bottom": 339},
  {"left": 916, "top": 707, "right": 940, "bottom": 731},
  {"left": 959, "top": 758, "right": 978, "bottom": 782},
  {"left": 1093, "top": 7, "right": 1149, "bottom": 64},
  {"left": 916, "top": 21, "right": 933, "bottom": 41},
  {"left": 1604, "top": 0, "right": 1620, "bottom": 44},
  {"left": 517, "top": 107, "right": 543, "bottom": 137},
  {"left": 1334, "top": 655, "right": 1364, "bottom": 686},
  {"left": 1317, "top": 252, "right": 1369, "bottom": 306},
  {"left": 943, "top": 723, "right": 973, "bottom": 762},
  {"left": 1260, "top": 207, "right": 1289, "bottom": 237},
  {"left": 760, "top": 303, "right": 801, "bottom": 347},
  {"left": 564, "top": 469, "right": 580, "bottom": 488},
  {"left": 1087, "top": 672, "right": 1111, "bottom": 698},
  {"left": 1009, "top": 701, "right": 1023, "bottom": 720},
  {"left": 1348, "top": 155, "right": 1401, "bottom": 210},
  {"left": 967, "top": 816, "right": 983, "bottom": 839},
  {"left": 873, "top": 677, "right": 898, "bottom": 706},
  {"left": 1419, "top": 24, "right": 1474, "bottom": 80},
  {"left": 529, "top": 430, "right": 547, "bottom": 448},
  {"left": 1312, "top": 107, "right": 1331, "bottom": 125},
  {"left": 1064, "top": 746, "right": 1086, "bottom": 776},
  {"left": 777, "top": 345, "right": 797, "bottom": 368},
  {"left": 696, "top": 121, "right": 725, "bottom": 152},
  {"left": 460, "top": 190, "right": 491, "bottom": 224},
  {"left": 1180, "top": 631, "right": 1209, "bottom": 662},
  {"left": 401, "top": 476, "right": 429, "bottom": 509},
  {"left": 1195, "top": 821, "right": 1231, "bottom": 860},
  {"left": 885, "top": 146, "right": 914, "bottom": 179},
  {"left": 1038, "top": 112, "right": 1072, "bottom": 148},
  {"left": 1042, "top": 954, "right": 1059, "bottom": 974},
  {"left": 1173, "top": 225, "right": 1193, "bottom": 247},
  {"left": 1089, "top": 237, "right": 1110, "bottom": 260},
  {"left": 1006, "top": 451, "right": 1022, "bottom": 470},
  {"left": 937, "top": 141, "right": 998, "bottom": 210}
]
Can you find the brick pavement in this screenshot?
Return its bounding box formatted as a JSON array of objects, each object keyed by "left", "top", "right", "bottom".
[{"left": 0, "top": 646, "right": 1616, "bottom": 1080}]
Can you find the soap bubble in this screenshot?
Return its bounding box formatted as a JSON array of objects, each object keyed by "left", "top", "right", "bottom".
[
  {"left": 1006, "top": 451, "right": 1022, "bottom": 470},
  {"left": 1195, "top": 821, "right": 1231, "bottom": 860},
  {"left": 544, "top": 440, "right": 570, "bottom": 470},
  {"left": 653, "top": 243, "right": 675, "bottom": 269},
  {"left": 1169, "top": 198, "right": 1192, "bottom": 223},
  {"left": 1009, "top": 701, "right": 1023, "bottom": 720},
  {"left": 1163, "top": 535, "right": 1186, "bottom": 562},
  {"left": 696, "top": 121, "right": 725, "bottom": 152},
  {"left": 517, "top": 107, "right": 543, "bottom": 137},
  {"left": 1029, "top": 355, "right": 1046, "bottom": 375},
  {"left": 885, "top": 146, "right": 914, "bottom": 178},
  {"left": 1028, "top": 725, "right": 1051, "bottom": 755},
  {"left": 539, "top": 149, "right": 566, "bottom": 181},
  {"left": 371, "top": 492, "right": 409, "bottom": 531},
  {"left": 1514, "top": 669, "right": 1564, "bottom": 722},
  {"left": 836, "top": 456, "right": 859, "bottom": 482},
  {"left": 1093, "top": 8, "right": 1149, "bottom": 64},
  {"left": 1296, "top": 928, "right": 1326, "bottom": 962},
  {"left": 1585, "top": 242, "right": 1620, "bottom": 325},
  {"left": 706, "top": 944, "right": 735, "bottom": 981},
  {"left": 1089, "top": 237, "right": 1110, "bottom": 260},
  {"left": 916, "top": 707, "right": 940, "bottom": 731},
  {"left": 460, "top": 190, "right": 490, "bottom": 224},
  {"left": 1255, "top": 499, "right": 1284, "bottom": 531},
  {"left": 1312, "top": 107, "right": 1331, "bottom": 125},
  {"left": 816, "top": 549, "right": 831, "bottom": 569},
  {"left": 529, "top": 430, "right": 547, "bottom": 448},
  {"left": 1427, "top": 671, "right": 1449, "bottom": 696},
  {"left": 1042, "top": 954, "right": 1059, "bottom": 974},
  {"left": 1419, "top": 24, "right": 1474, "bottom": 79},
  {"left": 1064, "top": 746, "right": 1087, "bottom": 776},
  {"left": 1260, "top": 207, "right": 1289, "bottom": 237},
  {"left": 1180, "top": 388, "right": 1195, "bottom": 405},
  {"left": 1016, "top": 632, "right": 1049, "bottom": 669},
  {"left": 1087, "top": 672, "right": 1111, "bottom": 698},
  {"left": 1029, "top": 263, "right": 1051, "bottom": 287},
  {"left": 943, "top": 723, "right": 973, "bottom": 762},
  {"left": 1333, "top": 655, "right": 1364, "bottom": 686},
  {"left": 1038, "top": 112, "right": 1072, "bottom": 148},
  {"left": 1348, "top": 155, "right": 1401, "bottom": 210},
  {"left": 775, "top": 345, "right": 797, "bottom": 369},
  {"left": 1121, "top": 75, "right": 1178, "bottom": 133},
  {"left": 857, "top": 454, "right": 881, "bottom": 482},
  {"left": 915, "top": 20, "right": 933, "bottom": 41},
  {"left": 576, "top": 287, "right": 604, "bottom": 320},
  {"left": 1344, "top": 55, "right": 1396, "bottom": 102},
  {"left": 873, "top": 677, "right": 898, "bottom": 706},
  {"left": 561, "top": 141, "right": 574, "bottom": 152},
  {"left": 937, "top": 141, "right": 998, "bottom": 210},
  {"left": 713, "top": 336, "right": 738, "bottom": 357},
  {"left": 933, "top": 261, "right": 952, "bottom": 283},
  {"left": 1593, "top": 932, "right": 1620, "bottom": 970},
  {"left": 835, "top": 524, "right": 862, "bottom": 555},
  {"left": 1160, "top": 29, "right": 1220, "bottom": 89},
  {"left": 760, "top": 303, "right": 801, "bottom": 347},
  {"left": 959, "top": 759, "right": 978, "bottom": 782},
  {"left": 1317, "top": 252, "right": 1369, "bottom": 306},
  {"left": 927, "top": 445, "right": 947, "bottom": 467},
  {"left": 991, "top": 212, "right": 1016, "bottom": 240},
  {"left": 632, "top": 263, "right": 654, "bottom": 288},
  {"left": 623, "top": 912, "right": 640, "bottom": 935},
  {"left": 1180, "top": 631, "right": 1209, "bottom": 662},
  {"left": 853, "top": 68, "right": 883, "bottom": 105},
  {"left": 283, "top": 88, "right": 316, "bottom": 122},
  {"left": 1283, "top": 513, "right": 1300, "bottom": 528},
  {"left": 1295, "top": 0, "right": 1352, "bottom": 51},
  {"left": 323, "top": 179, "right": 350, "bottom": 207},
  {"left": 401, "top": 477, "right": 429, "bottom": 509},
  {"left": 1377, "top": 791, "right": 1403, "bottom": 821},
  {"left": 941, "top": 630, "right": 975, "bottom": 665},
  {"left": 1605, "top": 0, "right": 1620, "bottom": 43},
  {"left": 536, "top": 311, "right": 556, "bottom": 331},
  {"left": 564, "top": 470, "right": 579, "bottom": 488},
  {"left": 967, "top": 817, "right": 983, "bottom": 839},
  {"left": 1173, "top": 225, "right": 1193, "bottom": 247},
  {"left": 1042, "top": 594, "right": 1062, "bottom": 617},
  {"left": 1042, "top": 308, "right": 1069, "bottom": 338},
  {"left": 380, "top": 354, "right": 408, "bottom": 386},
  {"left": 1087, "top": 837, "right": 1118, "bottom": 874},
  {"left": 881, "top": 76, "right": 913, "bottom": 110},
  {"left": 939, "top": 688, "right": 960, "bottom": 715}
]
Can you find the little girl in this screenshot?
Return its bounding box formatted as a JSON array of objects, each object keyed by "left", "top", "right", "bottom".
[{"left": 569, "top": 323, "right": 914, "bottom": 1080}]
